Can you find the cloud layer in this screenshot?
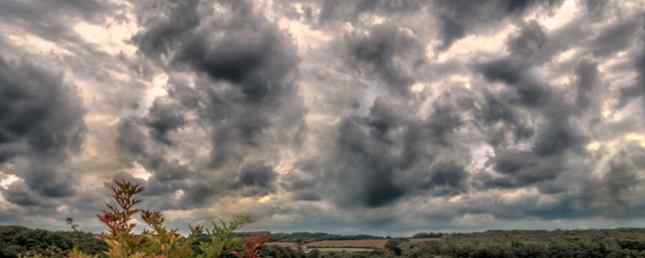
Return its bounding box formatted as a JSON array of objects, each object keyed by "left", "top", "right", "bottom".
[{"left": 2, "top": 0, "right": 645, "bottom": 235}]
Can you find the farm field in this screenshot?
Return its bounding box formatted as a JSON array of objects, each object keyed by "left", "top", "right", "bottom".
[
  {"left": 304, "top": 239, "right": 389, "bottom": 250},
  {"left": 309, "top": 247, "right": 376, "bottom": 252}
]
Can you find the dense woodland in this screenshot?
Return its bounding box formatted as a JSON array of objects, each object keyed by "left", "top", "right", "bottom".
[
  {"left": 0, "top": 225, "right": 106, "bottom": 257},
  {"left": 263, "top": 229, "right": 645, "bottom": 258}
]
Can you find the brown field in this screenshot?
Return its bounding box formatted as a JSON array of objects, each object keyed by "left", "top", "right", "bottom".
[
  {"left": 303, "top": 239, "right": 388, "bottom": 250},
  {"left": 310, "top": 248, "right": 375, "bottom": 252},
  {"left": 265, "top": 242, "right": 300, "bottom": 250}
]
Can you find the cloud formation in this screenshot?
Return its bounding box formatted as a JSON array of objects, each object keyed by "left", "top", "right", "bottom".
[{"left": 2, "top": 0, "right": 645, "bottom": 235}]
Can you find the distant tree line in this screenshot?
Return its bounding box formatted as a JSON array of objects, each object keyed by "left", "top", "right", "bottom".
[
  {"left": 268, "top": 232, "right": 384, "bottom": 243},
  {"left": 0, "top": 225, "right": 106, "bottom": 258}
]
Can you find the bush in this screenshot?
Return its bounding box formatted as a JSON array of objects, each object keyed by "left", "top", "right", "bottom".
[{"left": 70, "top": 179, "right": 268, "bottom": 258}]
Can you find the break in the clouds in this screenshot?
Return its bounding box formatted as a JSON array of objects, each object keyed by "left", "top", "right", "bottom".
[{"left": 2, "top": 0, "right": 645, "bottom": 235}]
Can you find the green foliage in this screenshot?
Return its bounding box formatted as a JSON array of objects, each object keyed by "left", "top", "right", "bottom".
[
  {"left": 261, "top": 246, "right": 305, "bottom": 258},
  {"left": 0, "top": 225, "right": 106, "bottom": 258},
  {"left": 191, "top": 218, "right": 249, "bottom": 258},
  {"left": 74, "top": 179, "right": 264, "bottom": 258}
]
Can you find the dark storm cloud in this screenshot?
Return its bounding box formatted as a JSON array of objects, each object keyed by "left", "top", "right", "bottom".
[
  {"left": 473, "top": 91, "right": 535, "bottom": 145},
  {"left": 0, "top": 0, "right": 120, "bottom": 43},
  {"left": 146, "top": 97, "right": 187, "bottom": 145},
  {"left": 7, "top": 0, "right": 645, "bottom": 233},
  {"left": 300, "top": 94, "right": 471, "bottom": 208},
  {"left": 481, "top": 150, "right": 564, "bottom": 189},
  {"left": 299, "top": 0, "right": 562, "bottom": 51},
  {"left": 174, "top": 26, "right": 297, "bottom": 103},
  {"left": 519, "top": 144, "right": 645, "bottom": 220},
  {"left": 477, "top": 58, "right": 553, "bottom": 108},
  {"left": 433, "top": 0, "right": 563, "bottom": 50},
  {"left": 471, "top": 21, "right": 593, "bottom": 192},
  {"left": 131, "top": 0, "right": 201, "bottom": 59},
  {"left": 236, "top": 162, "right": 276, "bottom": 196},
  {"left": 3, "top": 182, "right": 47, "bottom": 207},
  {"left": 0, "top": 56, "right": 85, "bottom": 202},
  {"left": 346, "top": 24, "right": 425, "bottom": 94},
  {"left": 574, "top": 60, "right": 601, "bottom": 114},
  {"left": 115, "top": 0, "right": 304, "bottom": 208}
]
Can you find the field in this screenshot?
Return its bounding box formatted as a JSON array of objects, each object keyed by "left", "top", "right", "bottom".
[
  {"left": 265, "top": 239, "right": 389, "bottom": 252},
  {"left": 308, "top": 247, "right": 376, "bottom": 252},
  {"left": 303, "top": 239, "right": 388, "bottom": 250},
  {"left": 264, "top": 241, "right": 300, "bottom": 250}
]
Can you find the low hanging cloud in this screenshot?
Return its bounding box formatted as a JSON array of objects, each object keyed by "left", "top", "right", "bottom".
[{"left": 2, "top": 0, "right": 645, "bottom": 234}]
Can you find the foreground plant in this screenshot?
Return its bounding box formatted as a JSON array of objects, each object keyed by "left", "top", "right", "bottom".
[
  {"left": 232, "top": 235, "right": 271, "bottom": 258},
  {"left": 70, "top": 179, "right": 264, "bottom": 258}
]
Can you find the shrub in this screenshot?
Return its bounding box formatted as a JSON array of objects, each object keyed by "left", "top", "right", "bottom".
[{"left": 71, "top": 179, "right": 266, "bottom": 258}]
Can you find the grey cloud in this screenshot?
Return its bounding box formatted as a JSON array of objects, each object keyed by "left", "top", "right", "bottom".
[
  {"left": 346, "top": 24, "right": 425, "bottom": 94},
  {"left": 116, "top": 118, "right": 205, "bottom": 209},
  {"left": 8, "top": 0, "right": 645, "bottom": 234},
  {"left": 507, "top": 21, "right": 548, "bottom": 61},
  {"left": 146, "top": 97, "right": 187, "bottom": 145},
  {"left": 132, "top": 0, "right": 201, "bottom": 59},
  {"left": 473, "top": 91, "right": 535, "bottom": 145},
  {"left": 317, "top": 0, "right": 423, "bottom": 25},
  {"left": 0, "top": 0, "right": 120, "bottom": 44},
  {"left": 620, "top": 15, "right": 645, "bottom": 107},
  {"left": 301, "top": 95, "right": 471, "bottom": 208},
  {"left": 480, "top": 150, "right": 563, "bottom": 189},
  {"left": 433, "top": 0, "right": 563, "bottom": 50},
  {"left": 575, "top": 60, "right": 600, "bottom": 112},
  {"left": 0, "top": 56, "right": 85, "bottom": 200},
  {"left": 530, "top": 144, "right": 645, "bottom": 220},
  {"left": 174, "top": 26, "right": 297, "bottom": 103},
  {"left": 589, "top": 15, "right": 642, "bottom": 58},
  {"left": 236, "top": 162, "right": 276, "bottom": 196},
  {"left": 115, "top": 0, "right": 305, "bottom": 209},
  {"left": 3, "top": 182, "right": 47, "bottom": 207},
  {"left": 583, "top": 0, "right": 610, "bottom": 21},
  {"left": 417, "top": 161, "right": 468, "bottom": 196},
  {"left": 477, "top": 58, "right": 553, "bottom": 108},
  {"left": 471, "top": 22, "right": 593, "bottom": 192}
]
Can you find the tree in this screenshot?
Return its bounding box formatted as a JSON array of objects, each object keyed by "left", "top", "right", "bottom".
[
  {"left": 66, "top": 217, "right": 79, "bottom": 232},
  {"left": 385, "top": 239, "right": 402, "bottom": 256}
]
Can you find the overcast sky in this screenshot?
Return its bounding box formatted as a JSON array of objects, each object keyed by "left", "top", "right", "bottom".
[{"left": 2, "top": 0, "right": 645, "bottom": 236}]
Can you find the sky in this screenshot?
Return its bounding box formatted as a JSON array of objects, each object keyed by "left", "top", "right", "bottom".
[{"left": 1, "top": 0, "right": 645, "bottom": 236}]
